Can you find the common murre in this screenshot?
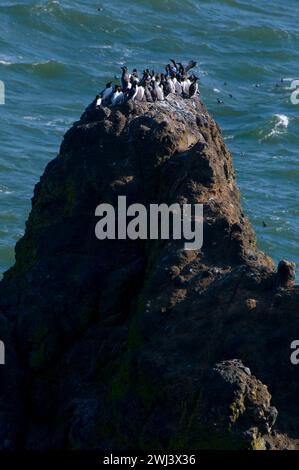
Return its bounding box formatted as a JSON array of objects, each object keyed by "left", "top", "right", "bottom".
[
  {"left": 87, "top": 58, "right": 200, "bottom": 110},
  {"left": 101, "top": 82, "right": 113, "bottom": 106},
  {"left": 121, "top": 66, "right": 130, "bottom": 90},
  {"left": 189, "top": 75, "right": 199, "bottom": 97},
  {"left": 111, "top": 85, "right": 124, "bottom": 106}
]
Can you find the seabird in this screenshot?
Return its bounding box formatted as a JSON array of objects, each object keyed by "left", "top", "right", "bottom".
[
  {"left": 177, "top": 62, "right": 185, "bottom": 75},
  {"left": 111, "top": 85, "right": 124, "bottom": 106},
  {"left": 144, "top": 82, "right": 153, "bottom": 102},
  {"left": 86, "top": 94, "right": 101, "bottom": 111},
  {"left": 185, "top": 60, "right": 197, "bottom": 73},
  {"left": 121, "top": 66, "right": 130, "bottom": 90},
  {"left": 182, "top": 77, "right": 192, "bottom": 96},
  {"left": 96, "top": 95, "right": 102, "bottom": 107},
  {"left": 155, "top": 81, "right": 164, "bottom": 101},
  {"left": 165, "top": 64, "right": 172, "bottom": 77},
  {"left": 168, "top": 77, "right": 176, "bottom": 94},
  {"left": 93, "top": 58, "right": 200, "bottom": 108},
  {"left": 101, "top": 82, "right": 113, "bottom": 106},
  {"left": 126, "top": 82, "right": 138, "bottom": 101},
  {"left": 131, "top": 68, "right": 139, "bottom": 82},
  {"left": 162, "top": 76, "right": 173, "bottom": 97},
  {"left": 169, "top": 59, "right": 178, "bottom": 72},
  {"left": 174, "top": 77, "right": 182, "bottom": 95},
  {"left": 189, "top": 76, "right": 199, "bottom": 97},
  {"left": 150, "top": 80, "right": 164, "bottom": 101},
  {"left": 135, "top": 83, "right": 145, "bottom": 101}
]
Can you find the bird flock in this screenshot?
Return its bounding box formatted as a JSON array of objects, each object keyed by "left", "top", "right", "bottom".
[{"left": 90, "top": 59, "right": 199, "bottom": 109}]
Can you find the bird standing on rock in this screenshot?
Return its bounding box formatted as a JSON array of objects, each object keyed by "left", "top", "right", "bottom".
[
  {"left": 96, "top": 95, "right": 102, "bottom": 106},
  {"left": 144, "top": 82, "right": 153, "bottom": 102},
  {"left": 92, "top": 59, "right": 200, "bottom": 108},
  {"left": 162, "top": 76, "right": 173, "bottom": 97},
  {"left": 100, "top": 82, "right": 113, "bottom": 106},
  {"left": 151, "top": 80, "right": 164, "bottom": 101},
  {"left": 174, "top": 76, "right": 182, "bottom": 95},
  {"left": 126, "top": 81, "right": 138, "bottom": 102},
  {"left": 111, "top": 85, "right": 124, "bottom": 106},
  {"left": 181, "top": 76, "right": 192, "bottom": 97},
  {"left": 86, "top": 94, "right": 101, "bottom": 112},
  {"left": 135, "top": 83, "right": 145, "bottom": 101},
  {"left": 121, "top": 66, "right": 130, "bottom": 91},
  {"left": 131, "top": 68, "right": 139, "bottom": 82},
  {"left": 189, "top": 76, "right": 199, "bottom": 97}
]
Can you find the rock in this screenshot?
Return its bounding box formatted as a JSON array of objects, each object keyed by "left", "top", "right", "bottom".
[
  {"left": 201, "top": 360, "right": 278, "bottom": 448},
  {"left": 245, "top": 298, "right": 257, "bottom": 311},
  {"left": 0, "top": 95, "right": 298, "bottom": 450},
  {"left": 277, "top": 260, "right": 296, "bottom": 288}
]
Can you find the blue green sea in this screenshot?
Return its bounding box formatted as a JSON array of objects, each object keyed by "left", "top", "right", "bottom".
[{"left": 0, "top": 0, "right": 298, "bottom": 277}]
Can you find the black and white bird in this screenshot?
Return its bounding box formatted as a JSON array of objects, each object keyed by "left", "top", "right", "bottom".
[
  {"left": 100, "top": 82, "right": 113, "bottom": 106},
  {"left": 181, "top": 77, "right": 192, "bottom": 97},
  {"left": 185, "top": 60, "right": 197, "bottom": 73},
  {"left": 111, "top": 85, "right": 124, "bottom": 106},
  {"left": 121, "top": 66, "right": 130, "bottom": 91},
  {"left": 144, "top": 82, "right": 153, "bottom": 102},
  {"left": 151, "top": 80, "right": 164, "bottom": 101},
  {"left": 86, "top": 94, "right": 101, "bottom": 111},
  {"left": 126, "top": 81, "right": 138, "bottom": 101},
  {"left": 170, "top": 59, "right": 178, "bottom": 72},
  {"left": 135, "top": 83, "right": 145, "bottom": 101},
  {"left": 89, "top": 58, "right": 200, "bottom": 111},
  {"left": 174, "top": 77, "right": 182, "bottom": 95},
  {"left": 162, "top": 76, "right": 173, "bottom": 97},
  {"left": 96, "top": 95, "right": 102, "bottom": 106},
  {"left": 131, "top": 68, "right": 139, "bottom": 83},
  {"left": 189, "top": 76, "right": 199, "bottom": 97}
]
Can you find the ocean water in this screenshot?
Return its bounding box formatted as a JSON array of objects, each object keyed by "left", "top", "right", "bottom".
[{"left": 0, "top": 0, "right": 298, "bottom": 278}]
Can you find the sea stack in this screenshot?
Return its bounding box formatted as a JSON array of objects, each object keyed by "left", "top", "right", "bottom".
[{"left": 0, "top": 95, "right": 298, "bottom": 450}]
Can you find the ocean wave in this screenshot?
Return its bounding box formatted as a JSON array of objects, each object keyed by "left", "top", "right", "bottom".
[
  {"left": 227, "top": 25, "right": 293, "bottom": 44},
  {"left": 0, "top": 185, "right": 12, "bottom": 195},
  {"left": 31, "top": 59, "right": 68, "bottom": 77},
  {"left": 0, "top": 1, "right": 113, "bottom": 37},
  {"left": 0, "top": 59, "right": 70, "bottom": 78},
  {"left": 23, "top": 116, "right": 40, "bottom": 121},
  {"left": 0, "top": 1, "right": 60, "bottom": 17},
  {"left": 261, "top": 114, "right": 289, "bottom": 141}
]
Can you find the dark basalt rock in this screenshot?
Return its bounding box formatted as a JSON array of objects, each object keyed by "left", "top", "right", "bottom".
[
  {"left": 0, "top": 95, "right": 298, "bottom": 450},
  {"left": 277, "top": 260, "right": 296, "bottom": 288},
  {"left": 201, "top": 359, "right": 278, "bottom": 449}
]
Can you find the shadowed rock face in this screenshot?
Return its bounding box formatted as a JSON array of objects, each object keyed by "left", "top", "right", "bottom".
[
  {"left": 0, "top": 95, "right": 298, "bottom": 450},
  {"left": 201, "top": 359, "right": 278, "bottom": 450}
]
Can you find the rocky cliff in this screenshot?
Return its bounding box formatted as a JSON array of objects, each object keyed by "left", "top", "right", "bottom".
[{"left": 0, "top": 95, "right": 298, "bottom": 450}]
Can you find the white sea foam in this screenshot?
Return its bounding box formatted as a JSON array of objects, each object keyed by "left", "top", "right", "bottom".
[
  {"left": 0, "top": 186, "right": 12, "bottom": 195},
  {"left": 23, "top": 116, "right": 39, "bottom": 121},
  {"left": 275, "top": 114, "right": 289, "bottom": 128},
  {"left": 262, "top": 114, "right": 289, "bottom": 140},
  {"left": 224, "top": 135, "right": 235, "bottom": 140}
]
